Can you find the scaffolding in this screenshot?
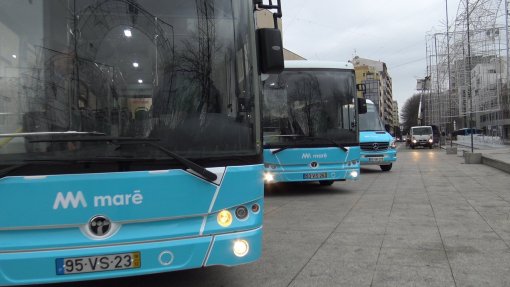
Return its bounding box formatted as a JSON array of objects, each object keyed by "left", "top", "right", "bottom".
[{"left": 425, "top": 0, "right": 510, "bottom": 143}]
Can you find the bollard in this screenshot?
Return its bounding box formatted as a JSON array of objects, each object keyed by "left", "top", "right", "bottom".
[
  {"left": 464, "top": 152, "right": 482, "bottom": 164},
  {"left": 446, "top": 147, "right": 457, "bottom": 155}
]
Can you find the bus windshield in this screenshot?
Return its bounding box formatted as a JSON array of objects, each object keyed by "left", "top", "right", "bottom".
[
  {"left": 0, "top": 0, "right": 258, "bottom": 164},
  {"left": 359, "top": 102, "right": 385, "bottom": 131},
  {"left": 262, "top": 69, "right": 357, "bottom": 147}
]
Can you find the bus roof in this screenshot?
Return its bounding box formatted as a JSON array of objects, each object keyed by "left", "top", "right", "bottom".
[{"left": 284, "top": 60, "right": 354, "bottom": 70}]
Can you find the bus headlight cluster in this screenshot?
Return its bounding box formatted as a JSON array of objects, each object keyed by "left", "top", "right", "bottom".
[
  {"left": 218, "top": 203, "right": 260, "bottom": 228},
  {"left": 264, "top": 172, "right": 274, "bottom": 182},
  {"left": 217, "top": 210, "right": 233, "bottom": 227},
  {"left": 428, "top": 139, "right": 433, "bottom": 143},
  {"left": 390, "top": 140, "right": 397, "bottom": 148},
  {"left": 350, "top": 170, "right": 359, "bottom": 178},
  {"left": 346, "top": 160, "right": 359, "bottom": 166},
  {"left": 233, "top": 240, "right": 250, "bottom": 257}
]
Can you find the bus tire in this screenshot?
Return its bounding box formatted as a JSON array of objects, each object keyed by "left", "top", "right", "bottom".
[
  {"left": 319, "top": 180, "right": 334, "bottom": 186},
  {"left": 380, "top": 164, "right": 392, "bottom": 171}
]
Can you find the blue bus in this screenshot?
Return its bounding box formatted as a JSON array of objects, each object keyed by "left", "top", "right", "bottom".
[
  {"left": 359, "top": 100, "right": 397, "bottom": 171},
  {"left": 262, "top": 61, "right": 364, "bottom": 186},
  {"left": 0, "top": 0, "right": 283, "bottom": 285}
]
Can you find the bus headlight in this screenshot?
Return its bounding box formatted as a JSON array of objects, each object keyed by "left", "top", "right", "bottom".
[
  {"left": 390, "top": 140, "right": 396, "bottom": 148},
  {"left": 350, "top": 170, "right": 359, "bottom": 178},
  {"left": 217, "top": 210, "right": 233, "bottom": 227},
  {"left": 264, "top": 172, "right": 274, "bottom": 182},
  {"left": 428, "top": 139, "right": 433, "bottom": 143},
  {"left": 233, "top": 240, "right": 249, "bottom": 257}
]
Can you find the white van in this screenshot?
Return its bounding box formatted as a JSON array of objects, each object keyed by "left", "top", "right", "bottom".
[{"left": 410, "top": 126, "right": 434, "bottom": 149}]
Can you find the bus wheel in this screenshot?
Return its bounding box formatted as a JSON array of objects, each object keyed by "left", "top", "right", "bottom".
[
  {"left": 319, "top": 180, "right": 334, "bottom": 186},
  {"left": 380, "top": 164, "right": 392, "bottom": 171}
]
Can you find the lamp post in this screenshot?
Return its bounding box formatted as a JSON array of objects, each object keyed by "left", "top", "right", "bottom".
[
  {"left": 446, "top": 0, "right": 454, "bottom": 147},
  {"left": 466, "top": 0, "right": 474, "bottom": 153},
  {"left": 434, "top": 33, "right": 443, "bottom": 148}
]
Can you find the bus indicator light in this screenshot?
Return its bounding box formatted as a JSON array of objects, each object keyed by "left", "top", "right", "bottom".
[{"left": 235, "top": 206, "right": 248, "bottom": 220}]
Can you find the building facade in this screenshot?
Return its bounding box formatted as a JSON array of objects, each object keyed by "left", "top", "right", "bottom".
[
  {"left": 352, "top": 56, "right": 394, "bottom": 126},
  {"left": 256, "top": 9, "right": 305, "bottom": 61},
  {"left": 470, "top": 59, "right": 508, "bottom": 134},
  {"left": 392, "top": 100, "right": 399, "bottom": 129}
]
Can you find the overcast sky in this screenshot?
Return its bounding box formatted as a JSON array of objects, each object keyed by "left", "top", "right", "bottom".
[{"left": 281, "top": 0, "right": 461, "bottom": 107}]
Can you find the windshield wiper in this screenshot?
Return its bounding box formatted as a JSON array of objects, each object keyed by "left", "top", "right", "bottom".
[
  {"left": 0, "top": 131, "right": 105, "bottom": 138},
  {"left": 269, "top": 136, "right": 348, "bottom": 155},
  {"left": 0, "top": 164, "right": 28, "bottom": 179},
  {"left": 271, "top": 147, "right": 289, "bottom": 154},
  {"left": 306, "top": 136, "right": 349, "bottom": 152},
  {"left": 28, "top": 136, "right": 218, "bottom": 183}
]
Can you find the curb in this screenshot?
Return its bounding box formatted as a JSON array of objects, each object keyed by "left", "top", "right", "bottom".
[
  {"left": 447, "top": 143, "right": 510, "bottom": 173},
  {"left": 481, "top": 155, "right": 510, "bottom": 174}
]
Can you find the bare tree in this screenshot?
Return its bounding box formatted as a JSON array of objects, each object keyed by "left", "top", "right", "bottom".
[
  {"left": 292, "top": 76, "right": 322, "bottom": 136},
  {"left": 177, "top": 0, "right": 218, "bottom": 120},
  {"left": 401, "top": 93, "right": 422, "bottom": 133}
]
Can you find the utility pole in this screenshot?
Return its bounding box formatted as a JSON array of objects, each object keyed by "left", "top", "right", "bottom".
[
  {"left": 434, "top": 34, "right": 442, "bottom": 148},
  {"left": 466, "top": 0, "right": 474, "bottom": 153},
  {"left": 446, "top": 0, "right": 454, "bottom": 147},
  {"left": 505, "top": 0, "right": 510, "bottom": 142}
]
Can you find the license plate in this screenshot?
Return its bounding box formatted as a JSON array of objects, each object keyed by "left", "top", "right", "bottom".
[
  {"left": 56, "top": 252, "right": 141, "bottom": 275},
  {"left": 303, "top": 172, "right": 328, "bottom": 179},
  {"left": 368, "top": 157, "right": 383, "bottom": 162}
]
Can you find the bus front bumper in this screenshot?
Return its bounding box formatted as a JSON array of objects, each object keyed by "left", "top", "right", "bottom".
[
  {"left": 265, "top": 168, "right": 360, "bottom": 183},
  {"left": 0, "top": 228, "right": 262, "bottom": 286},
  {"left": 360, "top": 150, "right": 397, "bottom": 166}
]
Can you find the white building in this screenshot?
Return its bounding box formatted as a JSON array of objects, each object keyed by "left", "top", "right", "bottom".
[{"left": 470, "top": 58, "right": 507, "bottom": 131}]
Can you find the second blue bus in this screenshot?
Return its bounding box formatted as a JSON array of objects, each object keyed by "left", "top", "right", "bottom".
[
  {"left": 359, "top": 100, "right": 397, "bottom": 171},
  {"left": 262, "top": 61, "right": 365, "bottom": 186}
]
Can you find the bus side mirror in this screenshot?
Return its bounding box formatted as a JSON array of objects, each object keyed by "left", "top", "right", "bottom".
[
  {"left": 356, "top": 84, "right": 366, "bottom": 93},
  {"left": 257, "top": 28, "right": 284, "bottom": 74},
  {"left": 358, "top": 98, "right": 367, "bottom": 114}
]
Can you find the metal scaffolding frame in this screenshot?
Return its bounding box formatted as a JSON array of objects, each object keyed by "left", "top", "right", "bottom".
[{"left": 425, "top": 0, "right": 510, "bottom": 143}]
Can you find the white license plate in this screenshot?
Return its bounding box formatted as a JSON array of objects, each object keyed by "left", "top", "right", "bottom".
[
  {"left": 303, "top": 172, "right": 328, "bottom": 179},
  {"left": 368, "top": 157, "right": 384, "bottom": 162},
  {"left": 56, "top": 252, "right": 141, "bottom": 275}
]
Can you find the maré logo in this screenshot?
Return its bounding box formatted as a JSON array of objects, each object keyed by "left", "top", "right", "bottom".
[
  {"left": 53, "top": 190, "right": 144, "bottom": 210},
  {"left": 302, "top": 153, "right": 328, "bottom": 159}
]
